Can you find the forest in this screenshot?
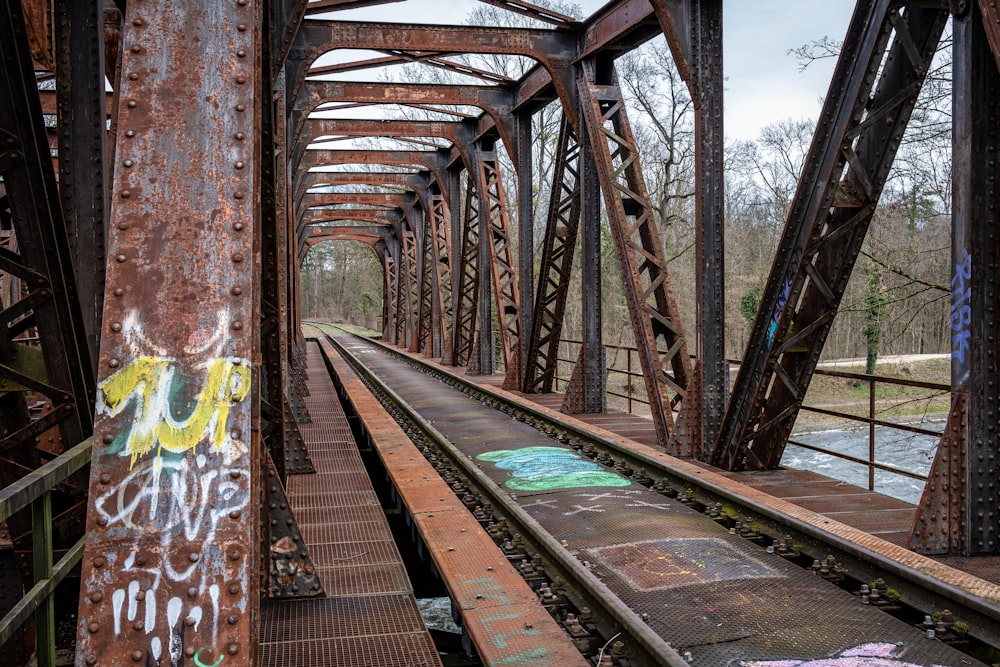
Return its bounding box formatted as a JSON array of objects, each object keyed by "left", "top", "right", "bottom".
[{"left": 300, "top": 2, "right": 953, "bottom": 376}]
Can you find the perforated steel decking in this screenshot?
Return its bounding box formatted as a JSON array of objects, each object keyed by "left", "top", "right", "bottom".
[
  {"left": 336, "top": 335, "right": 991, "bottom": 667},
  {"left": 258, "top": 344, "right": 441, "bottom": 667}
]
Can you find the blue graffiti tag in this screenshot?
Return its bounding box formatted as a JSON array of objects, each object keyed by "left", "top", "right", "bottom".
[
  {"left": 476, "top": 447, "right": 631, "bottom": 492},
  {"left": 767, "top": 275, "right": 793, "bottom": 347},
  {"left": 950, "top": 249, "right": 972, "bottom": 365}
]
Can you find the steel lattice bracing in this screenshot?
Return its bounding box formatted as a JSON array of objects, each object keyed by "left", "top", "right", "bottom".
[
  {"left": 578, "top": 57, "right": 693, "bottom": 455},
  {"left": 524, "top": 115, "right": 582, "bottom": 394},
  {"left": 712, "top": 2, "right": 949, "bottom": 472}
]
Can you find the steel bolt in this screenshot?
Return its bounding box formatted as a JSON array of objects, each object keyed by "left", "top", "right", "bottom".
[
  {"left": 128, "top": 72, "right": 138, "bottom": 80},
  {"left": 116, "top": 254, "right": 127, "bottom": 262},
  {"left": 131, "top": 650, "right": 144, "bottom": 662},
  {"left": 187, "top": 587, "right": 198, "bottom": 598},
  {"left": 127, "top": 100, "right": 137, "bottom": 108},
  {"left": 227, "top": 643, "right": 239, "bottom": 655},
  {"left": 111, "top": 322, "right": 122, "bottom": 332},
  {"left": 234, "top": 161, "right": 245, "bottom": 170},
  {"left": 89, "top": 592, "right": 102, "bottom": 603},
  {"left": 234, "top": 132, "right": 245, "bottom": 140},
  {"left": 235, "top": 75, "right": 246, "bottom": 84},
  {"left": 130, "top": 44, "right": 141, "bottom": 53},
  {"left": 113, "top": 288, "right": 124, "bottom": 296},
  {"left": 99, "top": 473, "right": 111, "bottom": 484},
  {"left": 102, "top": 434, "right": 114, "bottom": 444},
  {"left": 123, "top": 159, "right": 134, "bottom": 168},
  {"left": 97, "top": 516, "right": 108, "bottom": 526},
  {"left": 132, "top": 18, "right": 143, "bottom": 26},
  {"left": 228, "top": 583, "right": 240, "bottom": 594},
  {"left": 87, "top": 622, "right": 100, "bottom": 634},
  {"left": 120, "top": 190, "right": 131, "bottom": 198},
  {"left": 234, "top": 191, "right": 245, "bottom": 199},
  {"left": 238, "top": 23, "right": 247, "bottom": 31},
  {"left": 236, "top": 103, "right": 246, "bottom": 112},
  {"left": 86, "top": 656, "right": 97, "bottom": 665},
  {"left": 109, "top": 358, "right": 120, "bottom": 368},
  {"left": 188, "top": 552, "right": 200, "bottom": 562},
  {"left": 237, "top": 49, "right": 247, "bottom": 58},
  {"left": 125, "top": 130, "right": 135, "bottom": 138}
]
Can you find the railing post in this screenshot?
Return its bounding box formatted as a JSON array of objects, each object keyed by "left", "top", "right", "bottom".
[
  {"left": 31, "top": 493, "right": 53, "bottom": 667},
  {"left": 869, "top": 376, "right": 876, "bottom": 492}
]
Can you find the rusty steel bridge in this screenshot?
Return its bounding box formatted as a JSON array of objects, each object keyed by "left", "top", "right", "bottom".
[{"left": 1, "top": 0, "right": 1000, "bottom": 665}]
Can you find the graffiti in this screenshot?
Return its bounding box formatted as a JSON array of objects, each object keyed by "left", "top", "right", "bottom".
[
  {"left": 767, "top": 273, "right": 794, "bottom": 347},
  {"left": 950, "top": 249, "right": 972, "bottom": 367},
  {"left": 98, "top": 355, "right": 251, "bottom": 468},
  {"left": 591, "top": 538, "right": 780, "bottom": 591},
  {"left": 737, "top": 642, "right": 947, "bottom": 666},
  {"left": 85, "top": 310, "right": 251, "bottom": 658},
  {"left": 476, "top": 446, "right": 631, "bottom": 492},
  {"left": 94, "top": 457, "right": 249, "bottom": 543},
  {"left": 194, "top": 648, "right": 225, "bottom": 667}
]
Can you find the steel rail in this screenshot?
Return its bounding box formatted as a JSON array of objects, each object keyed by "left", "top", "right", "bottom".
[
  {"left": 323, "top": 331, "right": 691, "bottom": 667},
  {"left": 328, "top": 328, "right": 1000, "bottom": 652}
]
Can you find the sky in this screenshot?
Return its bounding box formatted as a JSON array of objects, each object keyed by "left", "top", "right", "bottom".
[{"left": 315, "top": 0, "right": 857, "bottom": 141}]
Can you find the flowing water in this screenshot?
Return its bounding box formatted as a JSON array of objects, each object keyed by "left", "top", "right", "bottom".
[{"left": 783, "top": 423, "right": 943, "bottom": 505}]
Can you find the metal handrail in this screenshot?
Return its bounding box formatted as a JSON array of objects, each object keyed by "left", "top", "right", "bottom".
[
  {"left": 0, "top": 438, "right": 92, "bottom": 665},
  {"left": 554, "top": 338, "right": 949, "bottom": 493}
]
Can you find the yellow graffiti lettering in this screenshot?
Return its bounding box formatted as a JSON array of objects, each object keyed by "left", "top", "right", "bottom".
[{"left": 98, "top": 356, "right": 251, "bottom": 468}]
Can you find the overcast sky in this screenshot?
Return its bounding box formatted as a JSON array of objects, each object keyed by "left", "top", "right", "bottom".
[{"left": 322, "top": 0, "right": 857, "bottom": 140}]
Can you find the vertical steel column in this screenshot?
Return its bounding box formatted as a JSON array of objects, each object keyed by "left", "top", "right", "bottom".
[
  {"left": 76, "top": 3, "right": 260, "bottom": 663},
  {"left": 55, "top": 0, "right": 108, "bottom": 372},
  {"left": 474, "top": 140, "right": 521, "bottom": 386},
  {"left": 692, "top": 0, "right": 725, "bottom": 453},
  {"left": 516, "top": 111, "right": 534, "bottom": 386},
  {"left": 0, "top": 1, "right": 94, "bottom": 455},
  {"left": 417, "top": 202, "right": 435, "bottom": 356},
  {"left": 524, "top": 116, "right": 582, "bottom": 394},
  {"left": 712, "top": 3, "right": 948, "bottom": 471},
  {"left": 428, "top": 187, "right": 452, "bottom": 359},
  {"left": 455, "top": 173, "right": 482, "bottom": 368},
  {"left": 911, "top": 3, "right": 1000, "bottom": 556},
  {"left": 444, "top": 169, "right": 462, "bottom": 365},
  {"left": 383, "top": 244, "right": 398, "bottom": 343},
  {"left": 402, "top": 229, "right": 418, "bottom": 350},
  {"left": 578, "top": 57, "right": 692, "bottom": 454},
  {"left": 562, "top": 119, "right": 606, "bottom": 413}
]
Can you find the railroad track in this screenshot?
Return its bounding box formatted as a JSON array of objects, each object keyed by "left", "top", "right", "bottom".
[{"left": 315, "top": 326, "right": 1000, "bottom": 666}]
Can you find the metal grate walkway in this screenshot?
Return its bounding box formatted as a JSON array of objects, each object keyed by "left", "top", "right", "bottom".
[{"left": 258, "top": 343, "right": 441, "bottom": 666}]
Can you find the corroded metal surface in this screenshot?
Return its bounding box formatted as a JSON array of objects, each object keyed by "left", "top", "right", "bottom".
[
  {"left": 713, "top": 3, "right": 949, "bottom": 472},
  {"left": 578, "top": 60, "right": 692, "bottom": 454},
  {"left": 319, "top": 336, "right": 588, "bottom": 667},
  {"left": 259, "top": 343, "right": 439, "bottom": 666},
  {"left": 337, "top": 336, "right": 988, "bottom": 666},
  {"left": 75, "top": 2, "right": 259, "bottom": 663}
]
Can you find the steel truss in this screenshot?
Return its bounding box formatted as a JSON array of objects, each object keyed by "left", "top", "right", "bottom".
[
  {"left": 578, "top": 57, "right": 693, "bottom": 455},
  {"left": 712, "top": 2, "right": 949, "bottom": 472},
  {"left": 524, "top": 115, "right": 582, "bottom": 395},
  {"left": 475, "top": 142, "right": 522, "bottom": 389}
]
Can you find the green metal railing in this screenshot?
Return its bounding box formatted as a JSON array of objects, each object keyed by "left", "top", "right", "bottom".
[{"left": 0, "top": 438, "right": 91, "bottom": 666}]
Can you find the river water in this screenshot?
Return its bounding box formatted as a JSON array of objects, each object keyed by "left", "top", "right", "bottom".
[{"left": 783, "top": 423, "right": 942, "bottom": 505}]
